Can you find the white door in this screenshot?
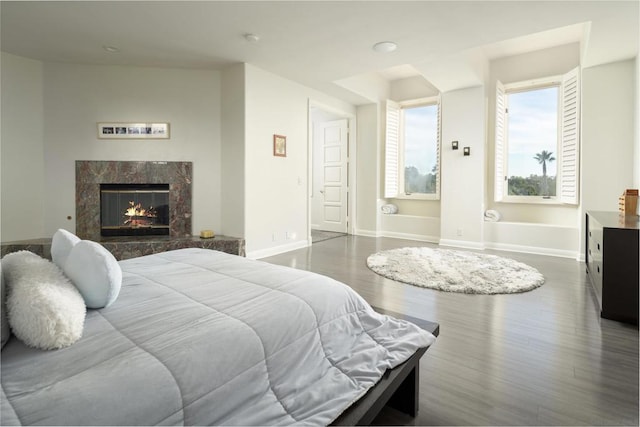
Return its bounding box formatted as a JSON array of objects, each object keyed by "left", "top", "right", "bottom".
[{"left": 313, "top": 119, "right": 348, "bottom": 233}]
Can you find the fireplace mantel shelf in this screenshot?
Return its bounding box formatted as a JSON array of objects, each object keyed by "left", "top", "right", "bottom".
[{"left": 1, "top": 235, "right": 245, "bottom": 261}]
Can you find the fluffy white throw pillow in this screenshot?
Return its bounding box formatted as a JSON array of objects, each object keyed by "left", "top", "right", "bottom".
[
  {"left": 51, "top": 228, "right": 80, "bottom": 269},
  {"left": 64, "top": 240, "right": 122, "bottom": 309},
  {"left": 2, "top": 251, "right": 86, "bottom": 350},
  {"left": 1, "top": 262, "right": 10, "bottom": 349}
]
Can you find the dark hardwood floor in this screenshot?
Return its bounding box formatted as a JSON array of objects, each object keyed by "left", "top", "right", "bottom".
[{"left": 261, "top": 235, "right": 639, "bottom": 426}]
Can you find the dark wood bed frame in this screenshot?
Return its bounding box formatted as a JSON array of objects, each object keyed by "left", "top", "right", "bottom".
[{"left": 332, "top": 307, "right": 440, "bottom": 425}]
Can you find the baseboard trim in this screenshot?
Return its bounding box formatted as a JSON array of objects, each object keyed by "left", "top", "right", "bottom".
[
  {"left": 381, "top": 231, "right": 440, "bottom": 243},
  {"left": 249, "top": 240, "right": 310, "bottom": 260},
  {"left": 439, "top": 239, "right": 485, "bottom": 250},
  {"left": 354, "top": 229, "right": 380, "bottom": 238}
]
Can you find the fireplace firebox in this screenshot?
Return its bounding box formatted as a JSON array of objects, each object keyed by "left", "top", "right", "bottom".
[{"left": 100, "top": 184, "right": 170, "bottom": 236}]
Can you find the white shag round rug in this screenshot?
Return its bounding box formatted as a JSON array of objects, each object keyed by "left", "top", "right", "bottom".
[{"left": 366, "top": 247, "right": 545, "bottom": 294}]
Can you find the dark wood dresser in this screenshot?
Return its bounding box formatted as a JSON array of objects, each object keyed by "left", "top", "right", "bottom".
[{"left": 585, "top": 211, "right": 639, "bottom": 325}]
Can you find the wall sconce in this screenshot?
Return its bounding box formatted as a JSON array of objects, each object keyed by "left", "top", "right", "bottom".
[
  {"left": 452, "top": 141, "right": 459, "bottom": 150},
  {"left": 463, "top": 147, "right": 471, "bottom": 156}
]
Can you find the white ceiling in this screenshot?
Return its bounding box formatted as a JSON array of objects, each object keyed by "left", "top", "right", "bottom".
[{"left": 1, "top": 1, "right": 638, "bottom": 104}]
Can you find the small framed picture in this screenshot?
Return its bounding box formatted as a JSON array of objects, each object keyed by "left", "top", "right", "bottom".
[
  {"left": 273, "top": 134, "right": 286, "bottom": 157},
  {"left": 98, "top": 122, "right": 170, "bottom": 139}
]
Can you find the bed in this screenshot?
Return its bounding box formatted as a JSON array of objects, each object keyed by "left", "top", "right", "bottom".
[{"left": 1, "top": 246, "right": 436, "bottom": 426}]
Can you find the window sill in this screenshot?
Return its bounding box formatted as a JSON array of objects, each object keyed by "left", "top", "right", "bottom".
[
  {"left": 390, "top": 194, "right": 440, "bottom": 201},
  {"left": 498, "top": 196, "right": 563, "bottom": 205}
]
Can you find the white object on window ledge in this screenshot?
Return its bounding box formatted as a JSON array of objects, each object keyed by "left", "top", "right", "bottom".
[
  {"left": 484, "top": 210, "right": 502, "bottom": 222},
  {"left": 381, "top": 204, "right": 399, "bottom": 214}
]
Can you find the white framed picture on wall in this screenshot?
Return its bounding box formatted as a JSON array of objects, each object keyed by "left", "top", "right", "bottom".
[{"left": 98, "top": 122, "right": 170, "bottom": 139}]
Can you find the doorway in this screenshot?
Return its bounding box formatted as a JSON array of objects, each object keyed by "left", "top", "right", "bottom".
[{"left": 309, "top": 104, "right": 353, "bottom": 241}]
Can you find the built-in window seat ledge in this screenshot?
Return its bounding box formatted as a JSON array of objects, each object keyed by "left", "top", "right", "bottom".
[
  {"left": 1, "top": 235, "right": 246, "bottom": 260},
  {"left": 380, "top": 214, "right": 440, "bottom": 243},
  {"left": 484, "top": 221, "right": 579, "bottom": 259}
]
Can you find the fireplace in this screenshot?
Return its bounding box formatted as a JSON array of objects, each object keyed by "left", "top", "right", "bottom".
[
  {"left": 76, "top": 161, "right": 192, "bottom": 240},
  {"left": 100, "top": 184, "right": 170, "bottom": 236}
]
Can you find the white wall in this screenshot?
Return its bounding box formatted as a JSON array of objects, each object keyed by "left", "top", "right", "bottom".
[
  {"left": 221, "top": 63, "right": 246, "bottom": 239},
  {"left": 579, "top": 59, "right": 637, "bottom": 258},
  {"left": 440, "top": 86, "right": 486, "bottom": 248},
  {"left": 244, "top": 66, "right": 309, "bottom": 256},
  {"left": 41, "top": 62, "right": 221, "bottom": 238},
  {"left": 1, "top": 53, "right": 45, "bottom": 241},
  {"left": 581, "top": 59, "right": 636, "bottom": 212},
  {"left": 380, "top": 214, "right": 440, "bottom": 242},
  {"left": 242, "top": 64, "right": 355, "bottom": 258},
  {"left": 355, "top": 104, "right": 380, "bottom": 235}
]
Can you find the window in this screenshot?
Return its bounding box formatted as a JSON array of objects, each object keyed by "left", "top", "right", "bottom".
[
  {"left": 507, "top": 82, "right": 559, "bottom": 198},
  {"left": 494, "top": 67, "right": 580, "bottom": 204},
  {"left": 385, "top": 97, "right": 441, "bottom": 200}
]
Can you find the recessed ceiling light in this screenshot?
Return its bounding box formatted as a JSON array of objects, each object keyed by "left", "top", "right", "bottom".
[
  {"left": 103, "top": 45, "right": 120, "bottom": 53},
  {"left": 244, "top": 33, "right": 260, "bottom": 43},
  {"left": 373, "top": 41, "right": 398, "bottom": 53}
]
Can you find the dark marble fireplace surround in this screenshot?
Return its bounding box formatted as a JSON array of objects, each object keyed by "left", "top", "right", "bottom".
[
  {"left": 76, "top": 160, "right": 192, "bottom": 240},
  {"left": 71, "top": 160, "right": 244, "bottom": 259}
]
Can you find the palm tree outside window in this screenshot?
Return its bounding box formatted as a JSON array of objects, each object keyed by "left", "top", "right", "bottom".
[{"left": 534, "top": 150, "right": 556, "bottom": 198}]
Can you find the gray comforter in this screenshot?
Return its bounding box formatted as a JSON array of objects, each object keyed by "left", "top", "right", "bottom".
[{"left": 1, "top": 248, "right": 435, "bottom": 425}]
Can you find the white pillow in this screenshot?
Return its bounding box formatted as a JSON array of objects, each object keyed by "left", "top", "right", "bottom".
[
  {"left": 64, "top": 240, "right": 122, "bottom": 309},
  {"left": 51, "top": 229, "right": 80, "bottom": 269},
  {"left": 2, "top": 251, "right": 86, "bottom": 350},
  {"left": 1, "top": 262, "right": 10, "bottom": 349}
]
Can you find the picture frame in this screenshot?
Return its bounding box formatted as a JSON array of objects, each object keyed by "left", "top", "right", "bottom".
[
  {"left": 273, "top": 134, "right": 286, "bottom": 157},
  {"left": 98, "top": 122, "right": 170, "bottom": 139}
]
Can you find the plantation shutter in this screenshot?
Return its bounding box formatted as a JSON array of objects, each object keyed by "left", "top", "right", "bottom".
[
  {"left": 384, "top": 100, "right": 401, "bottom": 198},
  {"left": 494, "top": 81, "right": 506, "bottom": 202},
  {"left": 560, "top": 67, "right": 580, "bottom": 205},
  {"left": 434, "top": 95, "right": 441, "bottom": 199}
]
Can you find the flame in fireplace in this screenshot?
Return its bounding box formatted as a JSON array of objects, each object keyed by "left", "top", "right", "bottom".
[{"left": 124, "top": 201, "right": 157, "bottom": 227}]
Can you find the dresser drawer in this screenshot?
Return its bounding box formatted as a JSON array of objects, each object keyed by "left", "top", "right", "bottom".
[
  {"left": 586, "top": 218, "right": 603, "bottom": 306},
  {"left": 588, "top": 224, "right": 603, "bottom": 257},
  {"left": 588, "top": 259, "right": 603, "bottom": 304}
]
